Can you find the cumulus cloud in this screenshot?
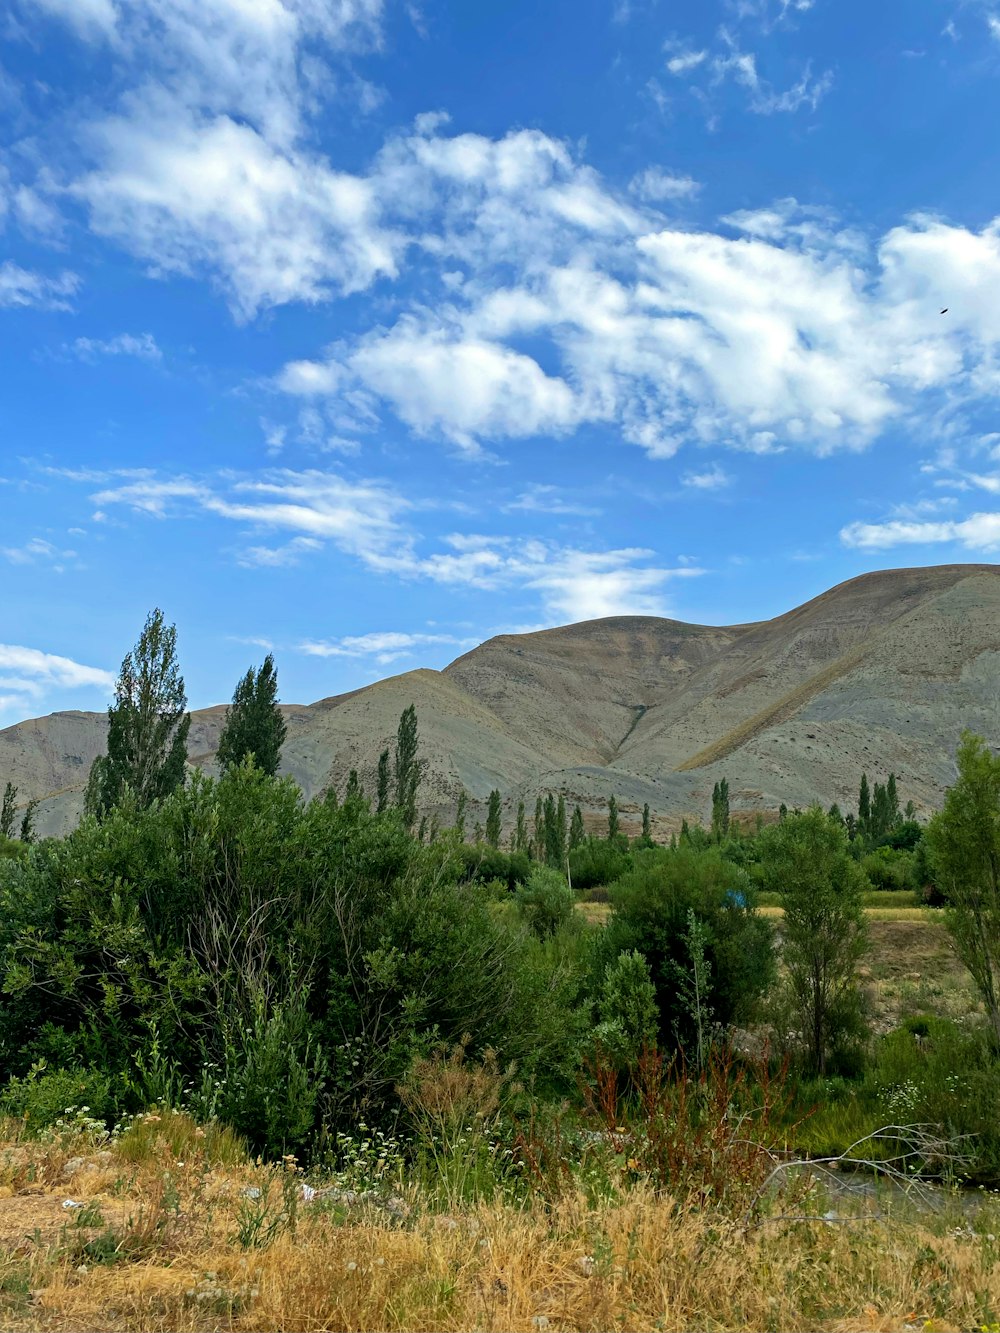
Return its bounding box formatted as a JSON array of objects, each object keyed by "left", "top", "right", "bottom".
[
  {"left": 74, "top": 111, "right": 397, "bottom": 319},
  {"left": 0, "top": 643, "right": 115, "bottom": 722},
  {"left": 682, "top": 463, "right": 731, "bottom": 490},
  {"left": 841, "top": 512, "right": 1000, "bottom": 552},
  {"left": 0, "top": 263, "right": 79, "bottom": 310}
]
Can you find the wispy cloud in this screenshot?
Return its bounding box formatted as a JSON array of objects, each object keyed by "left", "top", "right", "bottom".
[
  {"left": 67, "top": 332, "right": 162, "bottom": 361},
  {"left": 0, "top": 263, "right": 79, "bottom": 310},
  {"left": 628, "top": 166, "right": 701, "bottom": 202},
  {"left": 299, "top": 630, "right": 476, "bottom": 665},
  {"left": 1, "top": 537, "right": 78, "bottom": 568}
]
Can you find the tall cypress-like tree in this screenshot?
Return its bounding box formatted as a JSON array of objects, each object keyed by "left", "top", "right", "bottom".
[
  {"left": 886, "top": 773, "right": 900, "bottom": 827},
  {"left": 85, "top": 608, "right": 190, "bottom": 818},
  {"left": 607, "top": 794, "right": 620, "bottom": 842},
  {"left": 454, "top": 790, "right": 467, "bottom": 839},
  {"left": 393, "top": 705, "right": 421, "bottom": 830},
  {"left": 556, "top": 794, "right": 567, "bottom": 864},
  {"left": 711, "top": 778, "right": 730, "bottom": 841},
  {"left": 0, "top": 782, "right": 17, "bottom": 839},
  {"left": 485, "top": 789, "right": 502, "bottom": 848},
  {"left": 19, "top": 799, "right": 37, "bottom": 845},
  {"left": 514, "top": 800, "right": 529, "bottom": 854},
  {"left": 376, "top": 749, "right": 391, "bottom": 814},
  {"left": 569, "top": 804, "right": 585, "bottom": 850},
  {"left": 216, "top": 654, "right": 287, "bottom": 777},
  {"left": 642, "top": 802, "right": 652, "bottom": 843},
  {"left": 858, "top": 773, "right": 871, "bottom": 829},
  {"left": 533, "top": 796, "right": 544, "bottom": 861}
]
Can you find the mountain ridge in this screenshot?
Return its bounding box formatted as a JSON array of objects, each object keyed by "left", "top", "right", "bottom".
[{"left": 4, "top": 563, "right": 999, "bottom": 839}]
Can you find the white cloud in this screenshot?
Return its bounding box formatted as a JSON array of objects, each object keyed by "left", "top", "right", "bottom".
[
  {"left": 75, "top": 111, "right": 397, "bottom": 319},
  {"left": 1, "top": 538, "right": 77, "bottom": 567},
  {"left": 666, "top": 49, "right": 708, "bottom": 75},
  {"left": 629, "top": 167, "right": 701, "bottom": 203},
  {"left": 74, "top": 466, "right": 701, "bottom": 624},
  {"left": 299, "top": 630, "right": 474, "bottom": 664},
  {"left": 30, "top": 0, "right": 118, "bottom": 38},
  {"left": 0, "top": 644, "right": 112, "bottom": 690},
  {"left": 712, "top": 44, "right": 833, "bottom": 115},
  {"left": 988, "top": 14, "right": 1000, "bottom": 40},
  {"left": 348, "top": 327, "right": 583, "bottom": 452},
  {"left": 68, "top": 332, "right": 162, "bottom": 361},
  {"left": 840, "top": 511, "right": 1000, "bottom": 552},
  {"left": 503, "top": 485, "right": 599, "bottom": 515},
  {"left": 0, "top": 262, "right": 79, "bottom": 310},
  {"left": 682, "top": 463, "right": 731, "bottom": 490}
]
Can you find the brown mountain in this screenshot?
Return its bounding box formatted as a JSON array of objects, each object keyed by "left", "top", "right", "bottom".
[{"left": 3, "top": 563, "right": 999, "bottom": 839}]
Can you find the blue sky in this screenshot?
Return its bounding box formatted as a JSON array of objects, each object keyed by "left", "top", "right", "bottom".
[{"left": 2, "top": 0, "right": 1000, "bottom": 723}]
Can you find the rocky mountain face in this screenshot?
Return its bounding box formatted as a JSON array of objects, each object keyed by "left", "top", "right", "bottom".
[{"left": 4, "top": 563, "right": 999, "bottom": 839}]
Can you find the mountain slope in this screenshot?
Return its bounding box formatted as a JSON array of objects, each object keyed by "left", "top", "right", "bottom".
[{"left": 3, "top": 563, "right": 998, "bottom": 839}]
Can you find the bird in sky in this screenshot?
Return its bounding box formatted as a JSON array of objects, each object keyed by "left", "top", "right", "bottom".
[{"left": 940, "top": 308, "right": 949, "bottom": 314}]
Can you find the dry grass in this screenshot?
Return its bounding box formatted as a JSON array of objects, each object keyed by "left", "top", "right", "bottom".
[{"left": 0, "top": 1113, "right": 998, "bottom": 1331}]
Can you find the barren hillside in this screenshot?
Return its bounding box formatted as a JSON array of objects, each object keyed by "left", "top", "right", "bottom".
[{"left": 3, "top": 563, "right": 998, "bottom": 838}]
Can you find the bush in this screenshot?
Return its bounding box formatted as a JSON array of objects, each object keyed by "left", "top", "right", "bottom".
[
  {"left": 601, "top": 846, "right": 774, "bottom": 1051},
  {"left": 593, "top": 949, "right": 658, "bottom": 1069},
  {"left": 861, "top": 846, "right": 916, "bottom": 893},
  {"left": 515, "top": 866, "right": 574, "bottom": 938},
  {"left": 569, "top": 837, "right": 631, "bottom": 890},
  {"left": 0, "top": 1062, "right": 116, "bottom": 1132},
  {"left": 458, "top": 844, "right": 531, "bottom": 892}
]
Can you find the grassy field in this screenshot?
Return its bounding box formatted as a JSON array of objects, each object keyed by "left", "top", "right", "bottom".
[{"left": 1, "top": 1112, "right": 999, "bottom": 1332}]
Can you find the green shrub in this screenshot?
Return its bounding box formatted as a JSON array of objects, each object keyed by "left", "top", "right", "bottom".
[
  {"left": 594, "top": 949, "right": 658, "bottom": 1068},
  {"left": 601, "top": 846, "right": 774, "bottom": 1051},
  {"left": 515, "top": 866, "right": 574, "bottom": 938},
  {"left": 861, "top": 846, "right": 916, "bottom": 893},
  {"left": 0, "top": 1061, "right": 116, "bottom": 1131},
  {"left": 568, "top": 837, "right": 631, "bottom": 890}
]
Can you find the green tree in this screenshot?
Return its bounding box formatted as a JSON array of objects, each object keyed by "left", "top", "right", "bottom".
[
  {"left": 641, "top": 802, "right": 652, "bottom": 844},
  {"left": 607, "top": 794, "right": 620, "bottom": 842},
  {"left": 393, "top": 705, "right": 421, "bottom": 830},
  {"left": 886, "top": 772, "right": 900, "bottom": 827},
  {"left": 556, "top": 794, "right": 567, "bottom": 866},
  {"left": 925, "top": 734, "right": 1000, "bottom": 1049},
  {"left": 0, "top": 782, "right": 16, "bottom": 840},
  {"left": 344, "top": 769, "right": 363, "bottom": 804},
  {"left": 85, "top": 608, "right": 190, "bottom": 818},
  {"left": 216, "top": 653, "right": 287, "bottom": 777},
  {"left": 485, "top": 789, "right": 502, "bottom": 848},
  {"left": 711, "top": 778, "right": 730, "bottom": 841},
  {"left": 604, "top": 846, "right": 773, "bottom": 1050},
  {"left": 858, "top": 772, "right": 871, "bottom": 830},
  {"left": 376, "top": 749, "right": 391, "bottom": 815},
  {"left": 569, "top": 804, "right": 585, "bottom": 850},
  {"left": 19, "top": 799, "right": 37, "bottom": 845},
  {"left": 454, "top": 790, "right": 467, "bottom": 840},
  {"left": 514, "top": 800, "right": 529, "bottom": 855},
  {"left": 758, "top": 808, "right": 869, "bottom": 1074},
  {"left": 533, "top": 796, "right": 544, "bottom": 861}
]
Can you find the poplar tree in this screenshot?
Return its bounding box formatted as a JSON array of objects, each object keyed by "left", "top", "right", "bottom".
[
  {"left": 485, "top": 789, "right": 502, "bottom": 848},
  {"left": 0, "top": 782, "right": 16, "bottom": 840},
  {"left": 216, "top": 653, "right": 286, "bottom": 776},
  {"left": 376, "top": 749, "right": 390, "bottom": 814},
  {"left": 514, "top": 800, "right": 529, "bottom": 854},
  {"left": 533, "top": 796, "right": 544, "bottom": 860},
  {"left": 607, "top": 794, "right": 620, "bottom": 842},
  {"left": 85, "top": 608, "right": 190, "bottom": 818},
  {"left": 858, "top": 773, "right": 871, "bottom": 830},
  {"left": 454, "top": 790, "right": 467, "bottom": 840},
  {"left": 19, "top": 799, "right": 37, "bottom": 845},
  {"left": 569, "top": 804, "right": 585, "bottom": 850},
  {"left": 393, "top": 705, "right": 421, "bottom": 830},
  {"left": 642, "top": 802, "right": 652, "bottom": 843}
]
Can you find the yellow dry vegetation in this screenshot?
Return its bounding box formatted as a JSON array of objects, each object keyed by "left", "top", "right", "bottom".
[{"left": 0, "top": 1112, "right": 998, "bottom": 1332}]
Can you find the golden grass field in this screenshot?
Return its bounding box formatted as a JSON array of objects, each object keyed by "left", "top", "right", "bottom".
[{"left": 1, "top": 1110, "right": 1000, "bottom": 1333}]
